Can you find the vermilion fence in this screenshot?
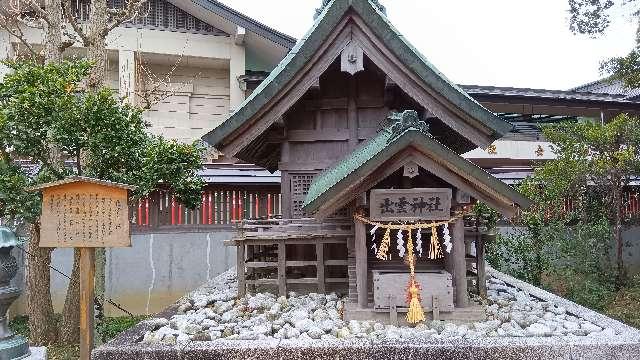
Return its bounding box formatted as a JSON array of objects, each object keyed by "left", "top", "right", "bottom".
[
  {"left": 131, "top": 187, "right": 640, "bottom": 228},
  {"left": 513, "top": 191, "right": 640, "bottom": 223},
  {"left": 130, "top": 186, "right": 282, "bottom": 228}
]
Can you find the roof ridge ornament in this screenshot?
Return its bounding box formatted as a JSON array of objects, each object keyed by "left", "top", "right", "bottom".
[{"left": 387, "top": 110, "right": 430, "bottom": 141}]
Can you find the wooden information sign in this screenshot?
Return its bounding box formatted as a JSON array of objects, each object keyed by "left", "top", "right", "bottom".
[
  {"left": 38, "top": 180, "right": 131, "bottom": 248},
  {"left": 29, "top": 176, "right": 134, "bottom": 360},
  {"left": 369, "top": 188, "right": 452, "bottom": 221}
]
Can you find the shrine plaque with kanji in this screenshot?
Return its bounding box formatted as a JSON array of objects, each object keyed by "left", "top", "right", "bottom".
[
  {"left": 36, "top": 178, "right": 132, "bottom": 248},
  {"left": 369, "top": 188, "right": 452, "bottom": 221}
]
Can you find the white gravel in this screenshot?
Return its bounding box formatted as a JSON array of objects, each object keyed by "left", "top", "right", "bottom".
[{"left": 140, "top": 270, "right": 618, "bottom": 344}]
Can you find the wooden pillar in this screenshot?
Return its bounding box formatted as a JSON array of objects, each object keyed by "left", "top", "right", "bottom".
[
  {"left": 452, "top": 219, "right": 469, "bottom": 308},
  {"left": 236, "top": 242, "right": 246, "bottom": 297},
  {"left": 149, "top": 192, "right": 160, "bottom": 229},
  {"left": 246, "top": 244, "right": 255, "bottom": 293},
  {"left": 280, "top": 142, "right": 291, "bottom": 219},
  {"left": 355, "top": 219, "right": 368, "bottom": 308},
  {"left": 316, "top": 242, "right": 325, "bottom": 293},
  {"left": 278, "top": 240, "right": 287, "bottom": 296},
  {"left": 79, "top": 248, "right": 95, "bottom": 360},
  {"left": 476, "top": 235, "right": 487, "bottom": 298}
]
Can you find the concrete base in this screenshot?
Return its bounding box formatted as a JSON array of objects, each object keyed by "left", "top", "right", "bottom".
[
  {"left": 344, "top": 302, "right": 486, "bottom": 325},
  {"left": 24, "top": 347, "right": 46, "bottom": 360}
]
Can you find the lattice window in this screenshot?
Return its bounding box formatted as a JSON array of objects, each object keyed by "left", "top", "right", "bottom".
[{"left": 291, "top": 174, "right": 315, "bottom": 218}]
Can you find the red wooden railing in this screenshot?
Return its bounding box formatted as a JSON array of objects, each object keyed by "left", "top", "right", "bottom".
[
  {"left": 131, "top": 187, "right": 282, "bottom": 228},
  {"left": 512, "top": 191, "right": 640, "bottom": 223}
]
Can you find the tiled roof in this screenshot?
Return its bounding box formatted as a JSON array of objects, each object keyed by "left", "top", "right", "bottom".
[
  {"left": 571, "top": 79, "right": 640, "bottom": 100},
  {"left": 462, "top": 85, "right": 639, "bottom": 104},
  {"left": 198, "top": 165, "right": 280, "bottom": 184},
  {"left": 303, "top": 112, "right": 531, "bottom": 215},
  {"left": 202, "top": 0, "right": 512, "bottom": 151}
]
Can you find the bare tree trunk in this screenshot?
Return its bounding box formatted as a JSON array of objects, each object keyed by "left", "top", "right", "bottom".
[
  {"left": 59, "top": 1, "right": 109, "bottom": 339},
  {"left": 87, "top": 0, "right": 109, "bottom": 91},
  {"left": 58, "top": 249, "right": 80, "bottom": 345},
  {"left": 43, "top": 0, "right": 63, "bottom": 64},
  {"left": 23, "top": 0, "right": 65, "bottom": 345},
  {"left": 26, "top": 223, "right": 57, "bottom": 345}
]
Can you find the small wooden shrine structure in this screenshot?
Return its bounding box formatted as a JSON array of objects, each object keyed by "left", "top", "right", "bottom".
[{"left": 203, "top": 0, "right": 530, "bottom": 323}]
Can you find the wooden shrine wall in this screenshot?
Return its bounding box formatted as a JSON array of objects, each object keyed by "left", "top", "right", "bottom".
[{"left": 280, "top": 59, "right": 417, "bottom": 218}]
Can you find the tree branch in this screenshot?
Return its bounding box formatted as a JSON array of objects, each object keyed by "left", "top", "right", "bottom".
[
  {"left": 61, "top": 0, "right": 91, "bottom": 46},
  {"left": 23, "top": 0, "right": 52, "bottom": 26},
  {"left": 0, "top": 15, "right": 42, "bottom": 63},
  {"left": 103, "top": 0, "right": 149, "bottom": 37}
]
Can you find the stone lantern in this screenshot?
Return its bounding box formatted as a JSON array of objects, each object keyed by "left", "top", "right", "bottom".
[{"left": 0, "top": 226, "right": 29, "bottom": 359}]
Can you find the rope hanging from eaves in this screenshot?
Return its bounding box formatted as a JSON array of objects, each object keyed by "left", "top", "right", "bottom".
[{"left": 353, "top": 212, "right": 467, "bottom": 324}]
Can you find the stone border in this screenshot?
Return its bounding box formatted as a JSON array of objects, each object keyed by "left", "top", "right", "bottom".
[{"left": 93, "top": 268, "right": 640, "bottom": 360}]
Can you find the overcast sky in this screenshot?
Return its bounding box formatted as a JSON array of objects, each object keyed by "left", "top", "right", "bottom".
[{"left": 219, "top": 0, "right": 637, "bottom": 90}]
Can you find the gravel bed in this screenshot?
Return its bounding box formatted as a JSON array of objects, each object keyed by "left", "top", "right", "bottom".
[{"left": 139, "top": 269, "right": 617, "bottom": 345}]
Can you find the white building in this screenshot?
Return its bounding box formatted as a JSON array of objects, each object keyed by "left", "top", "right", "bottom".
[{"left": 0, "top": 0, "right": 295, "bottom": 145}]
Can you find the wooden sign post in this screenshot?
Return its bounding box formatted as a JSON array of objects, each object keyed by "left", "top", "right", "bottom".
[{"left": 29, "top": 177, "right": 134, "bottom": 360}]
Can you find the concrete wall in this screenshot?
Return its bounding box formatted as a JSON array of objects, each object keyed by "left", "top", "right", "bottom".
[
  {"left": 11, "top": 230, "right": 236, "bottom": 317},
  {"left": 622, "top": 226, "right": 640, "bottom": 275}
]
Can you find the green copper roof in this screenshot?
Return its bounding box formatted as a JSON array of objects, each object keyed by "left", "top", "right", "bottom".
[
  {"left": 202, "top": 0, "right": 512, "bottom": 151},
  {"left": 303, "top": 111, "right": 530, "bottom": 214}
]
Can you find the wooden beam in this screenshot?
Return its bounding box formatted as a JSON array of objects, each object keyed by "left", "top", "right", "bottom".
[
  {"left": 476, "top": 234, "right": 487, "bottom": 298},
  {"left": 79, "top": 248, "right": 95, "bottom": 360},
  {"left": 303, "top": 97, "right": 385, "bottom": 111},
  {"left": 452, "top": 219, "right": 469, "bottom": 308},
  {"left": 286, "top": 261, "right": 317, "bottom": 267},
  {"left": 278, "top": 161, "right": 336, "bottom": 171},
  {"left": 278, "top": 240, "right": 287, "bottom": 296},
  {"left": 245, "top": 261, "right": 277, "bottom": 268},
  {"left": 355, "top": 218, "right": 368, "bottom": 308},
  {"left": 348, "top": 76, "right": 359, "bottom": 150},
  {"left": 236, "top": 243, "right": 246, "bottom": 297},
  {"left": 324, "top": 259, "right": 349, "bottom": 266},
  {"left": 287, "top": 129, "right": 350, "bottom": 142},
  {"left": 316, "top": 242, "right": 326, "bottom": 293}
]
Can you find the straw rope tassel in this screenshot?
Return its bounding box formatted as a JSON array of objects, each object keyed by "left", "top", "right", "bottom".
[
  {"left": 406, "top": 276, "right": 425, "bottom": 324},
  {"left": 376, "top": 228, "right": 391, "bottom": 260},
  {"left": 405, "top": 229, "right": 425, "bottom": 324},
  {"left": 429, "top": 224, "right": 443, "bottom": 259}
]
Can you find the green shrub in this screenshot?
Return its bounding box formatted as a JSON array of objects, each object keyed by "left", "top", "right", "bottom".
[
  {"left": 8, "top": 315, "right": 29, "bottom": 338},
  {"left": 97, "top": 316, "right": 148, "bottom": 343}
]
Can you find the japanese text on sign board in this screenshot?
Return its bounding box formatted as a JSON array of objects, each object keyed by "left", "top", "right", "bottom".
[
  {"left": 48, "top": 193, "right": 124, "bottom": 246},
  {"left": 370, "top": 188, "right": 452, "bottom": 221},
  {"left": 39, "top": 183, "right": 131, "bottom": 248}
]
